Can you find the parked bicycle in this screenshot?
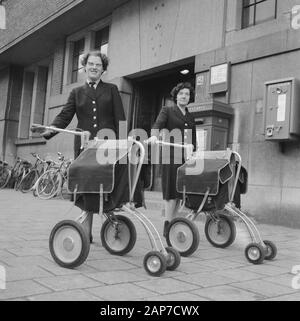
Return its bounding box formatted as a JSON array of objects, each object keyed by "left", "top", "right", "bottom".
[
  {"left": 19, "top": 153, "right": 51, "bottom": 193},
  {"left": 35, "top": 152, "right": 72, "bottom": 200},
  {"left": 13, "top": 159, "right": 32, "bottom": 191},
  {"left": 0, "top": 159, "right": 11, "bottom": 189}
]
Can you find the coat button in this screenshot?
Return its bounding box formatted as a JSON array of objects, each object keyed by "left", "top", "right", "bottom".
[
  {"left": 93, "top": 116, "right": 96, "bottom": 120},
  {"left": 92, "top": 101, "right": 96, "bottom": 104},
  {"left": 185, "top": 123, "right": 188, "bottom": 127},
  {"left": 93, "top": 124, "right": 97, "bottom": 128},
  {"left": 93, "top": 108, "right": 96, "bottom": 112}
]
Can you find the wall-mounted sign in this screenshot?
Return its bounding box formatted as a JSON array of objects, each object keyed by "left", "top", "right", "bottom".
[
  {"left": 291, "top": 5, "right": 300, "bottom": 30},
  {"left": 196, "top": 74, "right": 205, "bottom": 86},
  {"left": 210, "top": 64, "right": 228, "bottom": 85},
  {"left": 209, "top": 62, "right": 230, "bottom": 94}
]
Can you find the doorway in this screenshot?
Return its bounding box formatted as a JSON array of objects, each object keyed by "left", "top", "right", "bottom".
[{"left": 130, "top": 65, "right": 195, "bottom": 191}]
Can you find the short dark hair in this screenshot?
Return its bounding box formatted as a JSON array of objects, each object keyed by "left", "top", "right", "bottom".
[
  {"left": 170, "top": 82, "right": 194, "bottom": 103},
  {"left": 81, "top": 51, "right": 109, "bottom": 71}
]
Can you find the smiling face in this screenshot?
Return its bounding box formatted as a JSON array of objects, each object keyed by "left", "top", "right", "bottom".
[
  {"left": 176, "top": 88, "right": 190, "bottom": 107},
  {"left": 85, "top": 55, "right": 103, "bottom": 82}
]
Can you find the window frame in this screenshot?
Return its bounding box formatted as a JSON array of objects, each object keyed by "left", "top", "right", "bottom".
[
  {"left": 18, "top": 61, "right": 51, "bottom": 141},
  {"left": 241, "top": 0, "right": 278, "bottom": 29},
  {"left": 92, "top": 25, "right": 110, "bottom": 55},
  {"left": 62, "top": 16, "right": 111, "bottom": 93},
  {"left": 71, "top": 38, "right": 85, "bottom": 84}
]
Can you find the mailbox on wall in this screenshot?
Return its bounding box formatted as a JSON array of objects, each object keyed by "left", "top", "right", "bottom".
[
  {"left": 188, "top": 100, "right": 234, "bottom": 151},
  {"left": 264, "top": 78, "right": 300, "bottom": 141}
]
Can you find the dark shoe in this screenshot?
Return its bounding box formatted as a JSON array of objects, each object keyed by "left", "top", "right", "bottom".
[
  {"left": 90, "top": 235, "right": 93, "bottom": 244},
  {"left": 163, "top": 221, "right": 170, "bottom": 238}
]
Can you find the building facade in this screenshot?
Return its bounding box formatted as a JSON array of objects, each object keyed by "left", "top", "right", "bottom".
[{"left": 1, "top": 0, "right": 300, "bottom": 227}]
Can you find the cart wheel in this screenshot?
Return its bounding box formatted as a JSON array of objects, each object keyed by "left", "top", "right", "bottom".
[
  {"left": 143, "top": 251, "right": 167, "bottom": 277},
  {"left": 245, "top": 242, "right": 265, "bottom": 264},
  {"left": 166, "top": 217, "right": 200, "bottom": 257},
  {"left": 101, "top": 214, "right": 136, "bottom": 256},
  {"left": 165, "top": 247, "right": 181, "bottom": 271},
  {"left": 49, "top": 220, "right": 90, "bottom": 269},
  {"left": 263, "top": 240, "right": 277, "bottom": 260},
  {"left": 205, "top": 213, "right": 236, "bottom": 248}
]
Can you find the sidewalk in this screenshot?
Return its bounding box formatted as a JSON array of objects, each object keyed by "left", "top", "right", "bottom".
[{"left": 1, "top": 189, "right": 300, "bottom": 301}]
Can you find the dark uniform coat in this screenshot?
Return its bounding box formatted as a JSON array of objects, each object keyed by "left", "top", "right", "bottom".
[
  {"left": 47, "top": 80, "right": 131, "bottom": 212},
  {"left": 50, "top": 80, "right": 126, "bottom": 158},
  {"left": 152, "top": 105, "right": 196, "bottom": 200}
]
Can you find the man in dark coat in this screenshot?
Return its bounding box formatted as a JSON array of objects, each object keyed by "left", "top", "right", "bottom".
[{"left": 41, "top": 51, "right": 126, "bottom": 242}]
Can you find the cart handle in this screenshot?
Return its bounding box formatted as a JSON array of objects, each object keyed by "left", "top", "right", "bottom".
[
  {"left": 31, "top": 123, "right": 91, "bottom": 151},
  {"left": 154, "top": 140, "right": 194, "bottom": 159}
]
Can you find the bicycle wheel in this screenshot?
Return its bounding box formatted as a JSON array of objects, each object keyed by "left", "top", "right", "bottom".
[
  {"left": 14, "top": 173, "right": 24, "bottom": 191},
  {"left": 19, "top": 169, "right": 39, "bottom": 193},
  {"left": 0, "top": 167, "right": 11, "bottom": 189},
  {"left": 36, "top": 170, "right": 62, "bottom": 200}
]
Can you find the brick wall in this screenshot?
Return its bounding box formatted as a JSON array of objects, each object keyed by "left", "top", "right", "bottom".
[{"left": 0, "top": 0, "right": 77, "bottom": 50}]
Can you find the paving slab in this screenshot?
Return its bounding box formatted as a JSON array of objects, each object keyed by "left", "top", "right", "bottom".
[
  {"left": 135, "top": 278, "right": 200, "bottom": 295},
  {"left": 191, "top": 285, "right": 265, "bottom": 301},
  {"left": 231, "top": 279, "right": 297, "bottom": 297},
  {"left": 28, "top": 289, "right": 102, "bottom": 301},
  {"left": 34, "top": 274, "right": 104, "bottom": 291},
  {"left": 0, "top": 280, "right": 51, "bottom": 300},
  {"left": 86, "top": 283, "right": 157, "bottom": 300}
]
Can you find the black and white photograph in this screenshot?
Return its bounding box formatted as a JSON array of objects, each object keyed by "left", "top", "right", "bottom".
[{"left": 1, "top": 0, "right": 300, "bottom": 307}]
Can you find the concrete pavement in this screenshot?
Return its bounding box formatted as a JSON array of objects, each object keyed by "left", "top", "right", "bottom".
[{"left": 1, "top": 189, "right": 300, "bottom": 301}]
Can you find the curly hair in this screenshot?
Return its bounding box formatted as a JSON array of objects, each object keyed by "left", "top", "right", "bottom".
[
  {"left": 80, "top": 51, "right": 109, "bottom": 71},
  {"left": 170, "top": 82, "right": 195, "bottom": 103}
]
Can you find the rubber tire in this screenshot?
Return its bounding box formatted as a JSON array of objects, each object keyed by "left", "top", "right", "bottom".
[
  {"left": 0, "top": 167, "right": 11, "bottom": 189},
  {"left": 35, "top": 172, "right": 55, "bottom": 199},
  {"left": 101, "top": 214, "right": 137, "bottom": 256},
  {"left": 20, "top": 170, "right": 38, "bottom": 193},
  {"left": 263, "top": 240, "right": 277, "bottom": 260},
  {"left": 143, "top": 251, "right": 167, "bottom": 277},
  {"left": 36, "top": 171, "right": 62, "bottom": 200},
  {"left": 205, "top": 213, "right": 236, "bottom": 248},
  {"left": 49, "top": 220, "right": 90, "bottom": 269},
  {"left": 14, "top": 173, "right": 24, "bottom": 191},
  {"left": 166, "top": 217, "right": 200, "bottom": 257},
  {"left": 165, "top": 247, "right": 181, "bottom": 271},
  {"left": 245, "top": 242, "right": 265, "bottom": 265}
]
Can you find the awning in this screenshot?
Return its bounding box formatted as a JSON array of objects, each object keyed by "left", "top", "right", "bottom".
[{"left": 0, "top": 0, "right": 128, "bottom": 66}]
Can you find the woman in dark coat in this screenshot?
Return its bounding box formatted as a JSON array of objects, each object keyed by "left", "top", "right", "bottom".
[
  {"left": 40, "top": 51, "right": 126, "bottom": 242},
  {"left": 146, "top": 82, "right": 196, "bottom": 236}
]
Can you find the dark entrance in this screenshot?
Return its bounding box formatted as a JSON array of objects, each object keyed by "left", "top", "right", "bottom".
[{"left": 129, "top": 63, "right": 195, "bottom": 191}]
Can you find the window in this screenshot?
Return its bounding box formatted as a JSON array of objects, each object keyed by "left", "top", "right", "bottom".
[
  {"left": 19, "top": 66, "right": 49, "bottom": 139},
  {"left": 63, "top": 16, "right": 111, "bottom": 89},
  {"left": 93, "top": 26, "right": 109, "bottom": 55},
  {"left": 71, "top": 38, "right": 85, "bottom": 83},
  {"left": 242, "top": 0, "right": 277, "bottom": 29}
]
